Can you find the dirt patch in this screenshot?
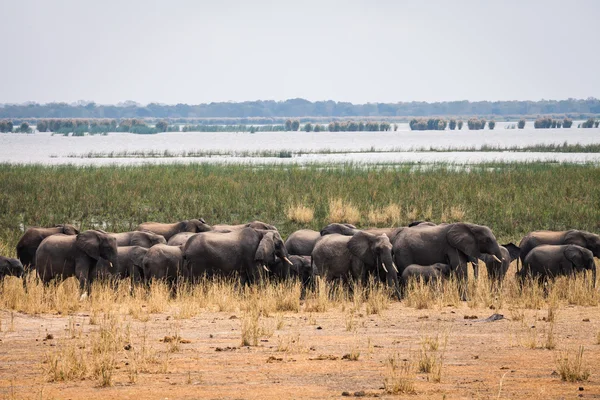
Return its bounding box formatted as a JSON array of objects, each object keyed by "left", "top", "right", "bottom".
[{"left": 0, "top": 301, "right": 598, "bottom": 399}]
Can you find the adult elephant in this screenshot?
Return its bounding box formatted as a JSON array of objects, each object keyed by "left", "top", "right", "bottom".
[
  {"left": 141, "top": 244, "right": 184, "bottom": 286},
  {"left": 319, "top": 223, "right": 358, "bottom": 236},
  {"left": 213, "top": 220, "right": 277, "bottom": 232},
  {"left": 478, "top": 243, "right": 520, "bottom": 283},
  {"left": 35, "top": 230, "right": 118, "bottom": 298},
  {"left": 393, "top": 222, "right": 503, "bottom": 286},
  {"left": 519, "top": 230, "right": 600, "bottom": 267},
  {"left": 108, "top": 231, "right": 166, "bottom": 248},
  {"left": 183, "top": 228, "right": 291, "bottom": 284},
  {"left": 137, "top": 219, "right": 211, "bottom": 241},
  {"left": 519, "top": 244, "right": 596, "bottom": 285},
  {"left": 0, "top": 256, "right": 24, "bottom": 279},
  {"left": 311, "top": 232, "right": 399, "bottom": 298},
  {"left": 96, "top": 246, "right": 148, "bottom": 283},
  {"left": 16, "top": 224, "right": 80, "bottom": 270}
]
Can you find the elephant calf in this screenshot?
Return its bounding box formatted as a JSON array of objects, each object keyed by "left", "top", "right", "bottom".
[
  {"left": 0, "top": 256, "right": 24, "bottom": 279},
  {"left": 270, "top": 255, "right": 313, "bottom": 283},
  {"left": 519, "top": 244, "right": 596, "bottom": 285},
  {"left": 141, "top": 244, "right": 184, "bottom": 286},
  {"left": 478, "top": 243, "right": 521, "bottom": 283},
  {"left": 400, "top": 263, "right": 452, "bottom": 290}
]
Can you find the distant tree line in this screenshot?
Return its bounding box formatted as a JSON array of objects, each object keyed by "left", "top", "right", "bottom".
[{"left": 1, "top": 98, "right": 600, "bottom": 119}]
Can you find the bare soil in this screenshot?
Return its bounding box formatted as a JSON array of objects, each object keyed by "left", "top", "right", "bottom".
[{"left": 0, "top": 302, "right": 599, "bottom": 399}]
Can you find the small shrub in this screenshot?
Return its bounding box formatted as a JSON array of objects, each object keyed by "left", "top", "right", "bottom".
[
  {"left": 383, "top": 355, "right": 416, "bottom": 394},
  {"left": 555, "top": 346, "right": 590, "bottom": 382}
]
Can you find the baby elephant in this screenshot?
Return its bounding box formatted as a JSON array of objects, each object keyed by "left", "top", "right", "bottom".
[
  {"left": 0, "top": 256, "right": 25, "bottom": 279},
  {"left": 400, "top": 263, "right": 452, "bottom": 293}
]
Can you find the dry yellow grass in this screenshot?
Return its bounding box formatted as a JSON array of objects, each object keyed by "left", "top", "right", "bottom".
[
  {"left": 286, "top": 204, "right": 314, "bottom": 223},
  {"left": 328, "top": 198, "right": 361, "bottom": 224},
  {"left": 367, "top": 203, "right": 402, "bottom": 226}
]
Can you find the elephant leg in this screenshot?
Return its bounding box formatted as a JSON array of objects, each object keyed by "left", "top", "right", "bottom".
[
  {"left": 74, "top": 261, "right": 91, "bottom": 299},
  {"left": 448, "top": 250, "right": 469, "bottom": 300}
]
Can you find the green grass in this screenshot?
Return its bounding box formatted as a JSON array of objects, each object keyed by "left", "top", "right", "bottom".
[
  {"left": 1, "top": 163, "right": 599, "bottom": 255},
  {"left": 61, "top": 143, "right": 600, "bottom": 159}
]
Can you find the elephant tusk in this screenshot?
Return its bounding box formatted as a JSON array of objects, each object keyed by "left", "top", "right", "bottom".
[
  {"left": 263, "top": 264, "right": 271, "bottom": 272},
  {"left": 492, "top": 255, "right": 502, "bottom": 263},
  {"left": 283, "top": 257, "right": 293, "bottom": 266},
  {"left": 109, "top": 261, "right": 113, "bottom": 269},
  {"left": 392, "top": 262, "right": 399, "bottom": 273},
  {"left": 381, "top": 263, "right": 388, "bottom": 273}
]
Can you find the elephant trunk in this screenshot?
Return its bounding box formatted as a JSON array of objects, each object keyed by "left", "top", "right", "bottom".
[{"left": 381, "top": 252, "right": 400, "bottom": 300}]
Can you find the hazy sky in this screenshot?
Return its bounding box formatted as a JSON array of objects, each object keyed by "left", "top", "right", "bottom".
[{"left": 1, "top": 0, "right": 598, "bottom": 105}]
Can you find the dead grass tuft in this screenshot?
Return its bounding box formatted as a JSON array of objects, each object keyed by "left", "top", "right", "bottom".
[
  {"left": 367, "top": 203, "right": 402, "bottom": 226},
  {"left": 383, "top": 354, "right": 416, "bottom": 394},
  {"left": 555, "top": 346, "right": 590, "bottom": 382},
  {"left": 328, "top": 198, "right": 361, "bottom": 224},
  {"left": 286, "top": 204, "right": 314, "bottom": 223}
]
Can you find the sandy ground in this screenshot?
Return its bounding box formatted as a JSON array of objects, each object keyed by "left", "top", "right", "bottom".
[{"left": 0, "top": 301, "right": 599, "bottom": 400}]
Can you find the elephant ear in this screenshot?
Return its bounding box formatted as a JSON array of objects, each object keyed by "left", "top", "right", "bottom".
[
  {"left": 564, "top": 245, "right": 585, "bottom": 268},
  {"left": 447, "top": 223, "right": 480, "bottom": 259},
  {"left": 255, "top": 232, "right": 275, "bottom": 263},
  {"left": 503, "top": 243, "right": 521, "bottom": 262},
  {"left": 564, "top": 230, "right": 586, "bottom": 247},
  {"left": 347, "top": 231, "right": 376, "bottom": 266},
  {"left": 132, "top": 247, "right": 148, "bottom": 267},
  {"left": 75, "top": 230, "right": 102, "bottom": 260}
]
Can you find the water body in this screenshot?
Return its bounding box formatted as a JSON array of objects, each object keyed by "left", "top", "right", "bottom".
[{"left": 2, "top": 123, "right": 599, "bottom": 165}]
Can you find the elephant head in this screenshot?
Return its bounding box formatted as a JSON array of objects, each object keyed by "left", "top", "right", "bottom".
[
  {"left": 57, "top": 224, "right": 80, "bottom": 235},
  {"left": 433, "top": 263, "right": 452, "bottom": 279},
  {"left": 0, "top": 257, "right": 24, "bottom": 279},
  {"left": 186, "top": 219, "right": 212, "bottom": 233},
  {"left": 254, "top": 231, "right": 291, "bottom": 273},
  {"left": 564, "top": 245, "right": 596, "bottom": 285},
  {"left": 76, "top": 230, "right": 119, "bottom": 270},
  {"left": 320, "top": 223, "right": 358, "bottom": 236},
  {"left": 568, "top": 230, "right": 600, "bottom": 258},
  {"left": 348, "top": 231, "right": 399, "bottom": 296},
  {"left": 132, "top": 231, "right": 166, "bottom": 247},
  {"left": 447, "top": 223, "right": 503, "bottom": 264}
]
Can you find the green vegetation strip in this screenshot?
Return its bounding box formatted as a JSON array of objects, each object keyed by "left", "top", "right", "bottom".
[
  {"left": 1, "top": 163, "right": 599, "bottom": 252},
  {"left": 61, "top": 143, "right": 600, "bottom": 159}
]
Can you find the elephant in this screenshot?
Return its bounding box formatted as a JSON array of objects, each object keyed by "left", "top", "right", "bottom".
[
  {"left": 320, "top": 223, "right": 358, "bottom": 236},
  {"left": 136, "top": 219, "right": 211, "bottom": 241},
  {"left": 270, "top": 255, "right": 313, "bottom": 282},
  {"left": 35, "top": 230, "right": 118, "bottom": 298},
  {"left": 400, "top": 263, "right": 452, "bottom": 292},
  {"left": 167, "top": 232, "right": 197, "bottom": 247},
  {"left": 96, "top": 246, "right": 148, "bottom": 283},
  {"left": 519, "top": 244, "right": 596, "bottom": 286},
  {"left": 311, "top": 231, "right": 399, "bottom": 297},
  {"left": 16, "top": 224, "right": 80, "bottom": 270},
  {"left": 213, "top": 220, "right": 277, "bottom": 232},
  {"left": 285, "top": 229, "right": 321, "bottom": 256},
  {"left": 108, "top": 231, "right": 166, "bottom": 248},
  {"left": 183, "top": 228, "right": 291, "bottom": 284},
  {"left": 141, "top": 244, "right": 184, "bottom": 285},
  {"left": 478, "top": 243, "right": 520, "bottom": 283},
  {"left": 393, "top": 222, "right": 504, "bottom": 289},
  {"left": 0, "top": 256, "right": 24, "bottom": 279},
  {"left": 518, "top": 230, "right": 600, "bottom": 268}
]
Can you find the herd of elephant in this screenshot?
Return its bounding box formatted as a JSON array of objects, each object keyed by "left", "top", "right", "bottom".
[{"left": 0, "top": 218, "right": 598, "bottom": 300}]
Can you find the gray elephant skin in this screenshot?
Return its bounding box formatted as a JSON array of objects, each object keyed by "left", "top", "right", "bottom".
[
  {"left": 0, "top": 256, "right": 24, "bottom": 279},
  {"left": 270, "top": 255, "right": 313, "bottom": 283},
  {"left": 311, "top": 231, "right": 399, "bottom": 297},
  {"left": 16, "top": 224, "right": 80, "bottom": 270},
  {"left": 393, "top": 222, "right": 503, "bottom": 285},
  {"left": 137, "top": 219, "right": 211, "bottom": 241},
  {"left": 400, "top": 263, "right": 451, "bottom": 290},
  {"left": 142, "top": 244, "right": 184, "bottom": 285},
  {"left": 519, "top": 244, "right": 596, "bottom": 285},
  {"left": 478, "top": 243, "right": 520, "bottom": 283},
  {"left": 519, "top": 230, "right": 600, "bottom": 266},
  {"left": 35, "top": 230, "right": 118, "bottom": 296},
  {"left": 109, "top": 231, "right": 166, "bottom": 248},
  {"left": 285, "top": 230, "right": 321, "bottom": 256},
  {"left": 167, "top": 232, "right": 198, "bottom": 247},
  {"left": 183, "top": 228, "right": 291, "bottom": 284},
  {"left": 96, "top": 246, "right": 148, "bottom": 282},
  {"left": 213, "top": 220, "right": 277, "bottom": 232}
]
